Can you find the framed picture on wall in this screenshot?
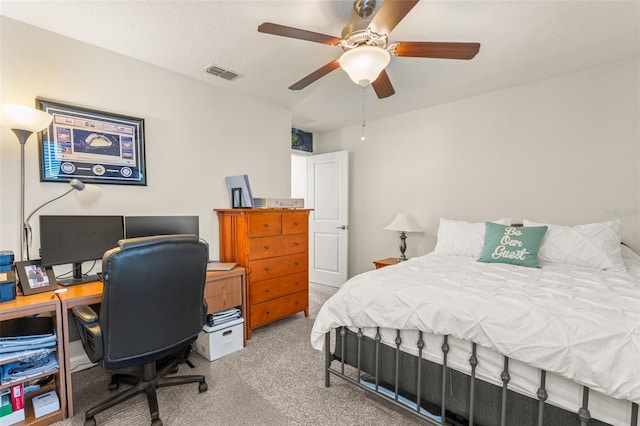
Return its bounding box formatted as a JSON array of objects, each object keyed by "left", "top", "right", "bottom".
[
  {"left": 36, "top": 98, "right": 147, "bottom": 186},
  {"left": 291, "top": 128, "right": 313, "bottom": 153},
  {"left": 14, "top": 260, "right": 58, "bottom": 295}
]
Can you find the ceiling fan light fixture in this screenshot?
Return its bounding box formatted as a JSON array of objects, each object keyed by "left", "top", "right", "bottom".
[{"left": 339, "top": 46, "right": 390, "bottom": 87}]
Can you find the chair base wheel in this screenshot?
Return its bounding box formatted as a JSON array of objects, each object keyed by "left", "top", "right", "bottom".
[
  {"left": 85, "top": 417, "right": 96, "bottom": 426},
  {"left": 108, "top": 381, "right": 119, "bottom": 391},
  {"left": 151, "top": 418, "right": 163, "bottom": 426},
  {"left": 169, "top": 365, "right": 178, "bottom": 374},
  {"left": 199, "top": 381, "right": 208, "bottom": 392}
]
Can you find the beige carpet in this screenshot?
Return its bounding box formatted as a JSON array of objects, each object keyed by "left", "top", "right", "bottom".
[{"left": 52, "top": 283, "right": 425, "bottom": 425}]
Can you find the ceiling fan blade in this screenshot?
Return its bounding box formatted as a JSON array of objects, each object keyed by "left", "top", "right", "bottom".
[
  {"left": 258, "top": 22, "right": 341, "bottom": 45},
  {"left": 289, "top": 60, "right": 341, "bottom": 91},
  {"left": 371, "top": 70, "right": 395, "bottom": 99},
  {"left": 393, "top": 41, "right": 480, "bottom": 59},
  {"left": 369, "top": 0, "right": 419, "bottom": 35}
]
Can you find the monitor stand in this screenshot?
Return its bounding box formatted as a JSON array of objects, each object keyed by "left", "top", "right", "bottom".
[{"left": 57, "top": 262, "right": 99, "bottom": 286}]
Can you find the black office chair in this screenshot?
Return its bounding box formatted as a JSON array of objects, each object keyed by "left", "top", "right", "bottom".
[{"left": 72, "top": 235, "right": 209, "bottom": 426}]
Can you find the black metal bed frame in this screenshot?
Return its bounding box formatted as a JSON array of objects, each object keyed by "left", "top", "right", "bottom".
[{"left": 324, "top": 327, "right": 639, "bottom": 426}]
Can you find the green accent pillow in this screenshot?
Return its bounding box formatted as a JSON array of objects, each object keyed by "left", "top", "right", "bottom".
[{"left": 478, "top": 222, "right": 548, "bottom": 268}]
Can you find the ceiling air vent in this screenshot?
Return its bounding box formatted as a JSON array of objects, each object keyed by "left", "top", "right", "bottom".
[{"left": 205, "top": 64, "right": 242, "bottom": 81}]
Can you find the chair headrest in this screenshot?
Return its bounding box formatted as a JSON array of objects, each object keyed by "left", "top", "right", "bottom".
[{"left": 117, "top": 234, "right": 200, "bottom": 252}]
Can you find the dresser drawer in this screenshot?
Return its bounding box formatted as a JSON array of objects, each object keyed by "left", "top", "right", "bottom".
[
  {"left": 282, "top": 212, "right": 308, "bottom": 234},
  {"left": 249, "top": 253, "right": 307, "bottom": 282},
  {"left": 248, "top": 212, "right": 281, "bottom": 237},
  {"left": 249, "top": 272, "right": 307, "bottom": 305},
  {"left": 204, "top": 274, "right": 242, "bottom": 314},
  {"left": 249, "top": 234, "right": 307, "bottom": 260},
  {"left": 282, "top": 233, "right": 307, "bottom": 255},
  {"left": 249, "top": 235, "right": 285, "bottom": 259},
  {"left": 250, "top": 290, "right": 308, "bottom": 328}
]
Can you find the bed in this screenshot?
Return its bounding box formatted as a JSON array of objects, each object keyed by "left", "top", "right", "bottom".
[{"left": 310, "top": 219, "right": 640, "bottom": 426}]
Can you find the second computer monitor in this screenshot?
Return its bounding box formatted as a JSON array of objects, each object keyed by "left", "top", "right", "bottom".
[{"left": 124, "top": 215, "right": 199, "bottom": 238}]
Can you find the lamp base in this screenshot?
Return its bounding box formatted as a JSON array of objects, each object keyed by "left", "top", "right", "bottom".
[{"left": 398, "top": 231, "right": 407, "bottom": 261}]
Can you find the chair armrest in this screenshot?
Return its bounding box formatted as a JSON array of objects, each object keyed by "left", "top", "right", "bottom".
[
  {"left": 72, "top": 304, "right": 98, "bottom": 323},
  {"left": 71, "top": 305, "right": 104, "bottom": 364}
]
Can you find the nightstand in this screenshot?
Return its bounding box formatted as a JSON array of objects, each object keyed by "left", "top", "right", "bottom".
[{"left": 373, "top": 257, "right": 401, "bottom": 269}]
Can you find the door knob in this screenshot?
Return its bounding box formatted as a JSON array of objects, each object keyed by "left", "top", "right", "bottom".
[{"left": 336, "top": 225, "right": 348, "bottom": 230}]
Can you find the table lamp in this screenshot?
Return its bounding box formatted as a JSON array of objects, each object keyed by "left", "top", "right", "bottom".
[{"left": 383, "top": 213, "right": 423, "bottom": 261}]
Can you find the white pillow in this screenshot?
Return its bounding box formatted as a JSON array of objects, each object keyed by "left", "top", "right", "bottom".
[
  {"left": 522, "top": 219, "right": 626, "bottom": 272},
  {"left": 434, "top": 218, "right": 511, "bottom": 257}
]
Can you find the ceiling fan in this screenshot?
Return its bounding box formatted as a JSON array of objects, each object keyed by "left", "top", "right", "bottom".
[{"left": 258, "top": 0, "right": 480, "bottom": 99}]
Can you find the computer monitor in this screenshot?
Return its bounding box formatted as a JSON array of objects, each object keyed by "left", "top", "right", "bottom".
[
  {"left": 124, "top": 216, "right": 199, "bottom": 238},
  {"left": 39, "top": 215, "right": 124, "bottom": 286}
]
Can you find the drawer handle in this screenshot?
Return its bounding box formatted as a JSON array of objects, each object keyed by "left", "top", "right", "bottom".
[
  {"left": 295, "top": 300, "right": 299, "bottom": 305},
  {"left": 295, "top": 281, "right": 300, "bottom": 286},
  {"left": 266, "top": 310, "right": 271, "bottom": 315},
  {"left": 294, "top": 262, "right": 299, "bottom": 266},
  {"left": 263, "top": 223, "right": 269, "bottom": 228},
  {"left": 223, "top": 330, "right": 232, "bottom": 336},
  {"left": 293, "top": 222, "right": 298, "bottom": 226},
  {"left": 294, "top": 242, "right": 299, "bottom": 246},
  {"left": 264, "top": 245, "right": 270, "bottom": 250},
  {"left": 264, "top": 267, "right": 271, "bottom": 272},
  {"left": 265, "top": 289, "right": 270, "bottom": 293}
]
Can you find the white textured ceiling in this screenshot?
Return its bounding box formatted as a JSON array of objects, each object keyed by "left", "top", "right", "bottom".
[{"left": 2, "top": 1, "right": 639, "bottom": 132}]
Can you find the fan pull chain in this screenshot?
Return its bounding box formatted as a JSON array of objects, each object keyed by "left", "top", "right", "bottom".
[{"left": 361, "top": 86, "right": 366, "bottom": 141}]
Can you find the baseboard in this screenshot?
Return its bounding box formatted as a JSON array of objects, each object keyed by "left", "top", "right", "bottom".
[{"left": 69, "top": 340, "right": 97, "bottom": 373}]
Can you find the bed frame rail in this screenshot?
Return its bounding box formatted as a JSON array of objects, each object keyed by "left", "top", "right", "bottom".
[{"left": 324, "top": 328, "right": 639, "bottom": 426}]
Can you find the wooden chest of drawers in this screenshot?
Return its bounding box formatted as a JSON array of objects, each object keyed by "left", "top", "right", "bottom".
[{"left": 216, "top": 208, "right": 311, "bottom": 339}]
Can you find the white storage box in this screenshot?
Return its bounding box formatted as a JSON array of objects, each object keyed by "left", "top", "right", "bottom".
[
  {"left": 32, "top": 390, "right": 60, "bottom": 418},
  {"left": 194, "top": 318, "right": 244, "bottom": 361}
]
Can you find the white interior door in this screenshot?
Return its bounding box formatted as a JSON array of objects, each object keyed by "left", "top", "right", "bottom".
[{"left": 307, "top": 151, "right": 349, "bottom": 287}]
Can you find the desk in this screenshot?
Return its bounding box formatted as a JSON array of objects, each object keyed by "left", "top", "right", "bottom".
[
  {"left": 56, "top": 267, "right": 246, "bottom": 417},
  {"left": 56, "top": 281, "right": 102, "bottom": 418}
]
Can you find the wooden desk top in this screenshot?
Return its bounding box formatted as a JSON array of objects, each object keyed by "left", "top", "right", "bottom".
[
  {"left": 205, "top": 265, "right": 245, "bottom": 279},
  {"left": 0, "top": 290, "right": 60, "bottom": 320},
  {"left": 0, "top": 266, "right": 247, "bottom": 312},
  {"left": 56, "top": 281, "right": 103, "bottom": 305},
  {"left": 55, "top": 266, "right": 246, "bottom": 304}
]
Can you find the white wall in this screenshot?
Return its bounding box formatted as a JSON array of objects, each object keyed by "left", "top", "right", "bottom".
[
  {"left": 290, "top": 154, "right": 307, "bottom": 205},
  {"left": 316, "top": 58, "right": 640, "bottom": 276},
  {"left": 0, "top": 17, "right": 292, "bottom": 261}
]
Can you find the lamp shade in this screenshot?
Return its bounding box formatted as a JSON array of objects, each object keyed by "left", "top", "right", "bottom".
[
  {"left": 383, "top": 213, "right": 423, "bottom": 233},
  {"left": 339, "top": 46, "right": 391, "bottom": 87},
  {"left": 72, "top": 179, "right": 103, "bottom": 205},
  {"left": 1, "top": 104, "right": 52, "bottom": 132}
]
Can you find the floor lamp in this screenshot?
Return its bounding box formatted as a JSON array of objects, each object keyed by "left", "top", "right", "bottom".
[{"left": 1, "top": 104, "right": 53, "bottom": 260}]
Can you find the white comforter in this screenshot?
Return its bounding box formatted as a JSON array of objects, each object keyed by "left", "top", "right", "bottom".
[{"left": 311, "top": 250, "right": 640, "bottom": 404}]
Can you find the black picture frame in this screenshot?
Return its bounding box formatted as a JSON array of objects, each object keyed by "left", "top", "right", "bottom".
[
  {"left": 231, "top": 188, "right": 243, "bottom": 208},
  {"left": 291, "top": 128, "right": 313, "bottom": 153},
  {"left": 14, "top": 260, "right": 58, "bottom": 296},
  {"left": 36, "top": 98, "right": 147, "bottom": 186}
]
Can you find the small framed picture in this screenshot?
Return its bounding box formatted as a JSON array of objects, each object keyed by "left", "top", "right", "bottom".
[
  {"left": 291, "top": 128, "right": 313, "bottom": 153},
  {"left": 14, "top": 260, "right": 58, "bottom": 295},
  {"left": 231, "top": 188, "right": 243, "bottom": 208}
]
